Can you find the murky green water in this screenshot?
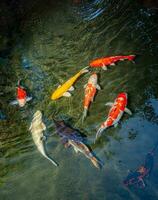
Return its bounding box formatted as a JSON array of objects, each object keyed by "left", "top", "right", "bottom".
[{"left": 1, "top": 0, "right": 158, "bottom": 199}]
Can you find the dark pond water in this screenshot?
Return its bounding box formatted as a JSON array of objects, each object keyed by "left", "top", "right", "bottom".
[{"left": 0, "top": 0, "right": 158, "bottom": 199}]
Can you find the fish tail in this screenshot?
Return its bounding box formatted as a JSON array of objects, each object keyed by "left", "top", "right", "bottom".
[
  {"left": 82, "top": 108, "right": 88, "bottom": 123},
  {"left": 80, "top": 66, "right": 89, "bottom": 74},
  {"left": 127, "top": 55, "right": 136, "bottom": 61},
  {"left": 90, "top": 156, "right": 103, "bottom": 169},
  {"left": 43, "top": 154, "right": 59, "bottom": 167},
  {"left": 17, "top": 80, "right": 21, "bottom": 86},
  {"left": 95, "top": 126, "right": 107, "bottom": 142}
]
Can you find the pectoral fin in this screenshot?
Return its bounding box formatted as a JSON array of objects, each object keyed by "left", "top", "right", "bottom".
[
  {"left": 138, "top": 178, "right": 146, "bottom": 188},
  {"left": 41, "top": 122, "right": 46, "bottom": 131},
  {"left": 74, "top": 146, "right": 79, "bottom": 153},
  {"left": 91, "top": 96, "right": 94, "bottom": 102},
  {"left": 63, "top": 92, "right": 71, "bottom": 97},
  {"left": 102, "top": 66, "right": 107, "bottom": 70},
  {"left": 105, "top": 102, "right": 113, "bottom": 107},
  {"left": 125, "top": 107, "right": 132, "bottom": 115},
  {"left": 84, "top": 84, "right": 87, "bottom": 89},
  {"left": 114, "top": 123, "right": 118, "bottom": 128},
  {"left": 41, "top": 135, "right": 47, "bottom": 141},
  {"left": 96, "top": 84, "right": 101, "bottom": 90},
  {"left": 110, "top": 63, "right": 116, "bottom": 66},
  {"left": 68, "top": 86, "right": 74, "bottom": 91},
  {"left": 10, "top": 100, "right": 18, "bottom": 105},
  {"left": 26, "top": 96, "right": 32, "bottom": 102}
]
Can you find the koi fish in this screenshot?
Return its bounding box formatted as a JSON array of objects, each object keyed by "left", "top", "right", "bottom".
[
  {"left": 29, "top": 110, "right": 58, "bottom": 167},
  {"left": 124, "top": 142, "right": 158, "bottom": 188},
  {"left": 53, "top": 119, "right": 84, "bottom": 144},
  {"left": 51, "top": 67, "right": 89, "bottom": 100},
  {"left": 89, "top": 55, "right": 135, "bottom": 70},
  {"left": 10, "top": 80, "right": 32, "bottom": 107},
  {"left": 53, "top": 119, "right": 102, "bottom": 169},
  {"left": 82, "top": 73, "right": 101, "bottom": 121},
  {"left": 96, "top": 93, "right": 132, "bottom": 140},
  {"left": 68, "top": 140, "right": 103, "bottom": 169}
]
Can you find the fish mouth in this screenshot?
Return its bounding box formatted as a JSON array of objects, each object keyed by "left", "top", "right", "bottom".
[
  {"left": 51, "top": 94, "right": 56, "bottom": 100},
  {"left": 18, "top": 99, "right": 26, "bottom": 107},
  {"left": 118, "top": 92, "right": 127, "bottom": 99},
  {"left": 33, "top": 110, "right": 42, "bottom": 119}
]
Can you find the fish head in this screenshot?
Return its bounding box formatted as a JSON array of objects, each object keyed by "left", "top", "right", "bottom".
[
  {"left": 33, "top": 110, "right": 42, "bottom": 120},
  {"left": 117, "top": 92, "right": 127, "bottom": 100},
  {"left": 18, "top": 99, "right": 26, "bottom": 107},
  {"left": 88, "top": 73, "right": 97, "bottom": 85},
  {"left": 51, "top": 92, "right": 58, "bottom": 100},
  {"left": 117, "top": 93, "right": 127, "bottom": 103}
]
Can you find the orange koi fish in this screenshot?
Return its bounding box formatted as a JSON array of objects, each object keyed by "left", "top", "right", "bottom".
[
  {"left": 96, "top": 93, "right": 132, "bottom": 140},
  {"left": 10, "top": 80, "right": 32, "bottom": 107},
  {"left": 90, "top": 55, "right": 135, "bottom": 70},
  {"left": 82, "top": 73, "right": 101, "bottom": 121}
]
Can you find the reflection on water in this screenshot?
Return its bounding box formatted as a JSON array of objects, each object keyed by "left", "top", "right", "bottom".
[
  {"left": 0, "top": 0, "right": 158, "bottom": 199},
  {"left": 73, "top": 0, "right": 106, "bottom": 21}
]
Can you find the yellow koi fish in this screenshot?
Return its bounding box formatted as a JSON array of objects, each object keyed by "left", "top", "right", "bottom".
[{"left": 51, "top": 67, "right": 89, "bottom": 100}]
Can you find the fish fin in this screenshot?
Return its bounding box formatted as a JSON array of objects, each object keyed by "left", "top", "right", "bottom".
[
  {"left": 41, "top": 122, "right": 46, "bottom": 130},
  {"left": 91, "top": 96, "right": 94, "bottom": 102},
  {"left": 84, "top": 84, "right": 87, "bottom": 89},
  {"left": 63, "top": 92, "right": 71, "bottom": 97},
  {"left": 96, "top": 84, "right": 101, "bottom": 90},
  {"left": 125, "top": 107, "right": 132, "bottom": 115},
  {"left": 10, "top": 100, "right": 18, "bottom": 105},
  {"left": 105, "top": 102, "right": 113, "bottom": 107},
  {"left": 57, "top": 84, "right": 61, "bottom": 88},
  {"left": 43, "top": 153, "right": 58, "bottom": 167},
  {"left": 90, "top": 156, "right": 102, "bottom": 169},
  {"left": 114, "top": 123, "right": 118, "bottom": 128},
  {"left": 26, "top": 96, "right": 32, "bottom": 102},
  {"left": 41, "top": 135, "right": 47, "bottom": 141},
  {"left": 68, "top": 86, "right": 74, "bottom": 91},
  {"left": 82, "top": 108, "right": 88, "bottom": 123},
  {"left": 74, "top": 146, "right": 79, "bottom": 153},
  {"left": 18, "top": 80, "right": 21, "bottom": 86},
  {"left": 102, "top": 66, "right": 107, "bottom": 70},
  {"left": 110, "top": 63, "right": 116, "bottom": 66},
  {"left": 128, "top": 55, "right": 136, "bottom": 61},
  {"left": 95, "top": 126, "right": 107, "bottom": 141},
  {"left": 81, "top": 66, "right": 89, "bottom": 74},
  {"left": 138, "top": 178, "right": 146, "bottom": 188},
  {"left": 29, "top": 123, "right": 32, "bottom": 131}
]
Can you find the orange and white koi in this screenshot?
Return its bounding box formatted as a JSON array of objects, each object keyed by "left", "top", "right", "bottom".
[
  {"left": 96, "top": 93, "right": 132, "bottom": 140},
  {"left": 82, "top": 73, "right": 101, "bottom": 121},
  {"left": 90, "top": 55, "right": 135, "bottom": 70},
  {"left": 10, "top": 80, "right": 32, "bottom": 107}
]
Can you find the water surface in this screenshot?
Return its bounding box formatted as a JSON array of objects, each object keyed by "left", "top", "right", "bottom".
[{"left": 0, "top": 0, "right": 158, "bottom": 199}]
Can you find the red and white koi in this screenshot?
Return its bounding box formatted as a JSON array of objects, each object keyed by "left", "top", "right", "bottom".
[
  {"left": 96, "top": 93, "right": 132, "bottom": 140},
  {"left": 90, "top": 55, "right": 135, "bottom": 70},
  {"left": 82, "top": 73, "right": 101, "bottom": 121},
  {"left": 10, "top": 80, "right": 32, "bottom": 107}
]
